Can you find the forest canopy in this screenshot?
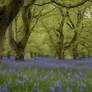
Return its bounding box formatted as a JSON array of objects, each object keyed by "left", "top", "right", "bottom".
[{"left": 0, "top": 0, "right": 92, "bottom": 62}]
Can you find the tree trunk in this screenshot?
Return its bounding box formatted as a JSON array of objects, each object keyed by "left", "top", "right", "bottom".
[
  {"left": 61, "top": 49, "right": 64, "bottom": 59},
  {"left": 7, "top": 51, "right": 11, "bottom": 59},
  {"left": 0, "top": 0, "right": 37, "bottom": 62},
  {"left": 14, "top": 48, "right": 24, "bottom": 61},
  {"left": 57, "top": 9, "right": 65, "bottom": 60},
  {"left": 0, "top": 32, "right": 4, "bottom": 63},
  {"left": 57, "top": 23, "right": 65, "bottom": 59},
  {"left": 72, "top": 44, "right": 78, "bottom": 59},
  {"left": 7, "top": 24, "right": 25, "bottom": 61},
  {"left": 30, "top": 52, "right": 33, "bottom": 60},
  {"left": 58, "top": 49, "right": 64, "bottom": 60},
  {"left": 14, "top": 16, "right": 18, "bottom": 42},
  {"left": 0, "top": 0, "right": 24, "bottom": 63},
  {"left": 7, "top": 7, "right": 33, "bottom": 61}
]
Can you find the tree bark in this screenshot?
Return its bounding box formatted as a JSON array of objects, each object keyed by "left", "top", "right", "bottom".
[
  {"left": 58, "top": 51, "right": 64, "bottom": 59},
  {"left": 7, "top": 6, "right": 34, "bottom": 61},
  {"left": 72, "top": 43, "right": 78, "bottom": 59},
  {"left": 7, "top": 23, "right": 25, "bottom": 61},
  {"left": 30, "top": 52, "right": 33, "bottom": 59},
  {"left": 0, "top": 33, "right": 4, "bottom": 63},
  {"left": 57, "top": 9, "right": 65, "bottom": 59},
  {"left": 14, "top": 48, "right": 24, "bottom": 61},
  {"left": 14, "top": 16, "right": 18, "bottom": 42},
  {"left": 0, "top": 0, "right": 24, "bottom": 63}
]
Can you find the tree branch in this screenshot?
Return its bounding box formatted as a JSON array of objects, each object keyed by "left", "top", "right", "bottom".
[
  {"left": 51, "top": 0, "right": 89, "bottom": 8},
  {"left": 33, "top": 2, "right": 52, "bottom": 6},
  {"left": 0, "top": 0, "right": 24, "bottom": 32}
]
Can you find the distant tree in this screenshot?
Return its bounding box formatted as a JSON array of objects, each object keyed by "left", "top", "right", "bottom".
[
  {"left": 65, "top": 4, "right": 91, "bottom": 59},
  {"left": 79, "top": 18, "right": 92, "bottom": 58},
  {"left": 41, "top": 2, "right": 91, "bottom": 59},
  {"left": 41, "top": 7, "right": 68, "bottom": 59}
]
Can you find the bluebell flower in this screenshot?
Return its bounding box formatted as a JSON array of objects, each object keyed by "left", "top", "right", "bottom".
[
  {"left": 50, "top": 87, "right": 55, "bottom": 92},
  {"left": 54, "top": 80, "right": 61, "bottom": 87},
  {"left": 66, "top": 87, "right": 72, "bottom": 92},
  {"left": 0, "top": 87, "right": 9, "bottom": 92},
  {"left": 58, "top": 87, "right": 62, "bottom": 92},
  {"left": 40, "top": 75, "right": 42, "bottom": 80},
  {"left": 81, "top": 83, "right": 87, "bottom": 88},
  {"left": 64, "top": 79, "right": 69, "bottom": 84},
  {"left": 36, "top": 77, "right": 39, "bottom": 81},
  {"left": 74, "top": 72, "right": 80, "bottom": 79},
  {"left": 43, "top": 76, "right": 48, "bottom": 80},
  {"left": 34, "top": 68, "right": 38, "bottom": 74},
  {"left": 34, "top": 82, "right": 39, "bottom": 87},
  {"left": 30, "top": 80, "right": 32, "bottom": 83},
  {"left": 68, "top": 73, "right": 71, "bottom": 78}
]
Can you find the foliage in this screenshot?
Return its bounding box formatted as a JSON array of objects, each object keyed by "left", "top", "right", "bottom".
[{"left": 0, "top": 0, "right": 92, "bottom": 59}]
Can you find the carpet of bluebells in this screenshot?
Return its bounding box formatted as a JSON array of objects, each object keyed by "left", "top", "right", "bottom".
[{"left": 0, "top": 57, "right": 92, "bottom": 92}]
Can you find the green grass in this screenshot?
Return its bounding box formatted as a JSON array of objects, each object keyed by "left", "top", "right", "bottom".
[{"left": 0, "top": 63, "right": 92, "bottom": 92}]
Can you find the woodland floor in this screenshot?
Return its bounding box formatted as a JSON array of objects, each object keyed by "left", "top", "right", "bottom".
[{"left": 0, "top": 57, "right": 92, "bottom": 92}]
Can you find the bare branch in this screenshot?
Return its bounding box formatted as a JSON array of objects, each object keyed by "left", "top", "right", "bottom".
[
  {"left": 66, "top": 11, "right": 75, "bottom": 29},
  {"left": 66, "top": 22, "right": 73, "bottom": 29},
  {"left": 33, "top": 2, "right": 52, "bottom": 6},
  {"left": 64, "top": 31, "right": 77, "bottom": 49},
  {"left": 33, "top": 7, "right": 56, "bottom": 18},
  {"left": 41, "top": 22, "right": 56, "bottom": 48},
  {"left": 51, "top": 0, "right": 89, "bottom": 8}
]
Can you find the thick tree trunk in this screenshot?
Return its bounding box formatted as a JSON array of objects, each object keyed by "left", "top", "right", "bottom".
[
  {"left": 72, "top": 31, "right": 78, "bottom": 59},
  {"left": 0, "top": 32, "right": 4, "bottom": 63},
  {"left": 0, "top": 0, "right": 24, "bottom": 63},
  {"left": 14, "top": 48, "right": 24, "bottom": 61},
  {"left": 61, "top": 50, "right": 64, "bottom": 59},
  {"left": 14, "top": 16, "right": 18, "bottom": 42},
  {"left": 58, "top": 9, "right": 66, "bottom": 60},
  {"left": 7, "top": 6, "right": 33, "bottom": 61},
  {"left": 57, "top": 49, "right": 64, "bottom": 60},
  {"left": 7, "top": 51, "right": 11, "bottom": 59},
  {"left": 72, "top": 44, "right": 78, "bottom": 59},
  {"left": 54, "top": 52, "right": 57, "bottom": 58},
  {"left": 7, "top": 24, "right": 25, "bottom": 61},
  {"left": 57, "top": 12, "right": 65, "bottom": 60}
]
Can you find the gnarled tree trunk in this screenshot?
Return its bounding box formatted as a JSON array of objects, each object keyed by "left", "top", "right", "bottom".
[
  {"left": 14, "top": 48, "right": 24, "bottom": 61},
  {"left": 7, "top": 6, "right": 34, "bottom": 61},
  {"left": 7, "top": 23, "right": 24, "bottom": 61},
  {"left": 0, "top": 0, "right": 24, "bottom": 63},
  {"left": 57, "top": 9, "right": 65, "bottom": 60}
]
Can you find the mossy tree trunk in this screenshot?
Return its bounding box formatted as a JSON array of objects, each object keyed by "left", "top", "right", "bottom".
[
  {"left": 14, "top": 48, "right": 24, "bottom": 61},
  {"left": 7, "top": 23, "right": 24, "bottom": 61},
  {"left": 64, "top": 9, "right": 85, "bottom": 59},
  {"left": 14, "top": 16, "right": 18, "bottom": 42},
  {"left": 0, "top": 33, "right": 4, "bottom": 63},
  {"left": 7, "top": 5, "right": 36, "bottom": 61},
  {"left": 72, "top": 43, "right": 78, "bottom": 59},
  {"left": 0, "top": 0, "right": 24, "bottom": 63},
  {"left": 57, "top": 8, "right": 65, "bottom": 60}
]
